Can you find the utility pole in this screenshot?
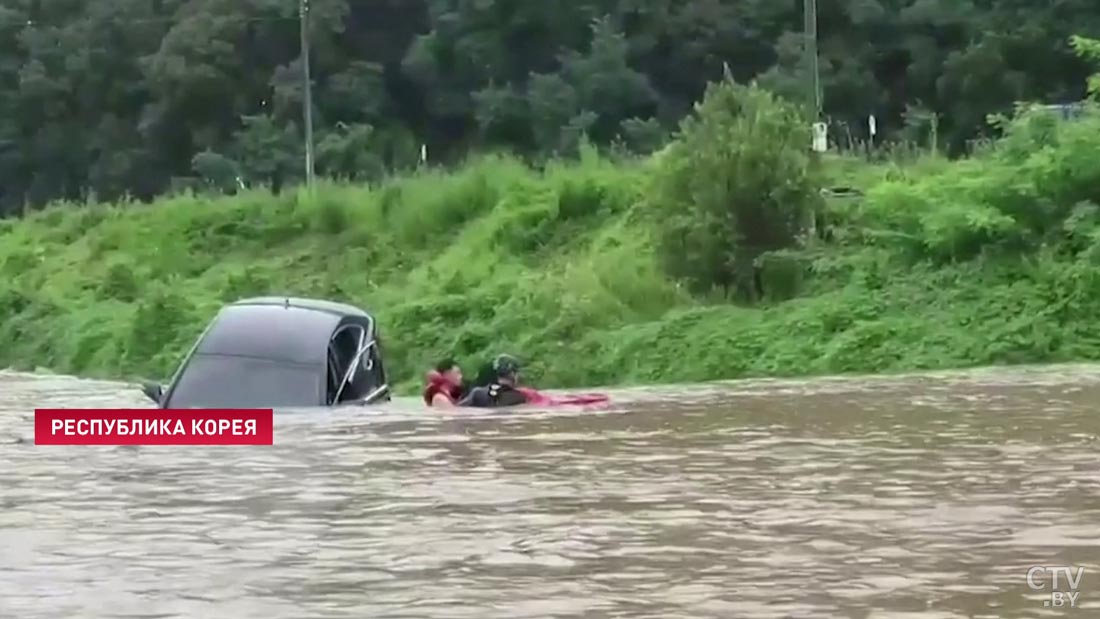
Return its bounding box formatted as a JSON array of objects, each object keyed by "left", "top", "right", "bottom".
[
  {"left": 804, "top": 0, "right": 824, "bottom": 240},
  {"left": 804, "top": 0, "right": 821, "bottom": 119},
  {"left": 299, "top": 0, "right": 315, "bottom": 187}
]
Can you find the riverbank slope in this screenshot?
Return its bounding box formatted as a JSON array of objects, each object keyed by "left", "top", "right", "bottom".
[{"left": 2, "top": 87, "right": 1100, "bottom": 394}]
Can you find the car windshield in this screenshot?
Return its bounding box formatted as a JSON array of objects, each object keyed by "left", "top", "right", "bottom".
[{"left": 165, "top": 354, "right": 322, "bottom": 409}]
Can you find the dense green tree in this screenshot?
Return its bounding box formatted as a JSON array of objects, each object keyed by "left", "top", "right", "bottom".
[{"left": 0, "top": 0, "right": 1097, "bottom": 214}]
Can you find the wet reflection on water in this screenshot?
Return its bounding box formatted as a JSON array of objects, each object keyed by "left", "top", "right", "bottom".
[{"left": 1, "top": 365, "right": 1099, "bottom": 618}]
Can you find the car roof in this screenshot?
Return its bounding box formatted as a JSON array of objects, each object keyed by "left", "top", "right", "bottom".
[
  {"left": 231, "top": 296, "right": 373, "bottom": 319},
  {"left": 193, "top": 298, "right": 371, "bottom": 366}
]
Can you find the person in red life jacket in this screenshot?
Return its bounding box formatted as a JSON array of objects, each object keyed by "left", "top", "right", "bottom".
[
  {"left": 423, "top": 358, "right": 464, "bottom": 407},
  {"left": 458, "top": 354, "right": 529, "bottom": 408}
]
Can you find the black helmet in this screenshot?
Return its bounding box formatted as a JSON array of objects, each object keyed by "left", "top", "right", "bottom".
[{"left": 492, "top": 354, "right": 521, "bottom": 377}]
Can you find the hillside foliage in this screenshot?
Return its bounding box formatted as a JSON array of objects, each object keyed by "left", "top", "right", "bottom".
[{"left": 1, "top": 1, "right": 1098, "bottom": 213}]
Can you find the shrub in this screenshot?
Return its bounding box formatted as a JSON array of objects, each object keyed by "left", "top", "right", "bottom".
[
  {"left": 855, "top": 103, "right": 1100, "bottom": 262},
  {"left": 1070, "top": 35, "right": 1100, "bottom": 99},
  {"left": 647, "top": 79, "right": 823, "bottom": 300}
]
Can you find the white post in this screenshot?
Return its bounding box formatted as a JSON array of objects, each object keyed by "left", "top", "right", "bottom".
[{"left": 812, "top": 122, "right": 828, "bottom": 153}]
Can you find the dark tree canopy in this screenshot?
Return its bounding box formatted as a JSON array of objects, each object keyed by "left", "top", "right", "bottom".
[{"left": 0, "top": 0, "right": 1097, "bottom": 213}]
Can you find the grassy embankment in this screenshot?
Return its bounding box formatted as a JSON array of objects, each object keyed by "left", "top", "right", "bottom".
[{"left": 2, "top": 83, "right": 1100, "bottom": 394}]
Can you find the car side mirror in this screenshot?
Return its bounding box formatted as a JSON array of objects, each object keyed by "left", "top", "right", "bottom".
[{"left": 141, "top": 381, "right": 163, "bottom": 405}]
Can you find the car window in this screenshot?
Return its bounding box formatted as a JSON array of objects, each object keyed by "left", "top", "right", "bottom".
[
  {"left": 166, "top": 354, "right": 322, "bottom": 409},
  {"left": 328, "top": 324, "right": 367, "bottom": 403}
]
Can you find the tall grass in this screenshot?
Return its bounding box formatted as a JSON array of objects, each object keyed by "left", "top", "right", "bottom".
[{"left": 2, "top": 96, "right": 1100, "bottom": 393}]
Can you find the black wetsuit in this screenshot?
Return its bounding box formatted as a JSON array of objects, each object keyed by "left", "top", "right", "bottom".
[{"left": 457, "top": 382, "right": 528, "bottom": 408}]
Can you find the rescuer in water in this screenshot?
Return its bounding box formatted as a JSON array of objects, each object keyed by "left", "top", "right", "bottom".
[
  {"left": 457, "top": 354, "right": 530, "bottom": 408},
  {"left": 426, "top": 353, "right": 610, "bottom": 409},
  {"left": 422, "top": 358, "right": 465, "bottom": 407}
]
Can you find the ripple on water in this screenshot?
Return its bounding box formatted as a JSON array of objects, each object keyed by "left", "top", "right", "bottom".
[{"left": 2, "top": 366, "right": 1100, "bottom": 618}]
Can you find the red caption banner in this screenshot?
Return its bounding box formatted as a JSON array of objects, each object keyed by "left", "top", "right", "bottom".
[{"left": 34, "top": 409, "right": 274, "bottom": 445}]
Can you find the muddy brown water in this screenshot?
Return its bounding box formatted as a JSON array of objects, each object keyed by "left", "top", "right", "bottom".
[{"left": 1, "top": 365, "right": 1099, "bottom": 618}]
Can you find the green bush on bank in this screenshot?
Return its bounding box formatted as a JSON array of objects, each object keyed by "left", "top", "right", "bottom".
[
  {"left": 647, "top": 80, "right": 823, "bottom": 300},
  {"left": 2, "top": 79, "right": 1100, "bottom": 393},
  {"left": 848, "top": 106, "right": 1100, "bottom": 263}
]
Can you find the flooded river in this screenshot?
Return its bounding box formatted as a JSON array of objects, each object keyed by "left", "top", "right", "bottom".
[{"left": 1, "top": 365, "right": 1099, "bottom": 618}]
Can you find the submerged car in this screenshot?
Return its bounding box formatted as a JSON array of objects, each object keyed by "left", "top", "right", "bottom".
[{"left": 141, "top": 296, "right": 391, "bottom": 409}]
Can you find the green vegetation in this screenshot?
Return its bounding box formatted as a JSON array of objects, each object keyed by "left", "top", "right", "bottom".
[
  {"left": 1073, "top": 35, "right": 1100, "bottom": 99},
  {"left": 4, "top": 57, "right": 1100, "bottom": 392},
  {"left": 1, "top": 0, "right": 1098, "bottom": 213},
  {"left": 649, "top": 81, "right": 822, "bottom": 300}
]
